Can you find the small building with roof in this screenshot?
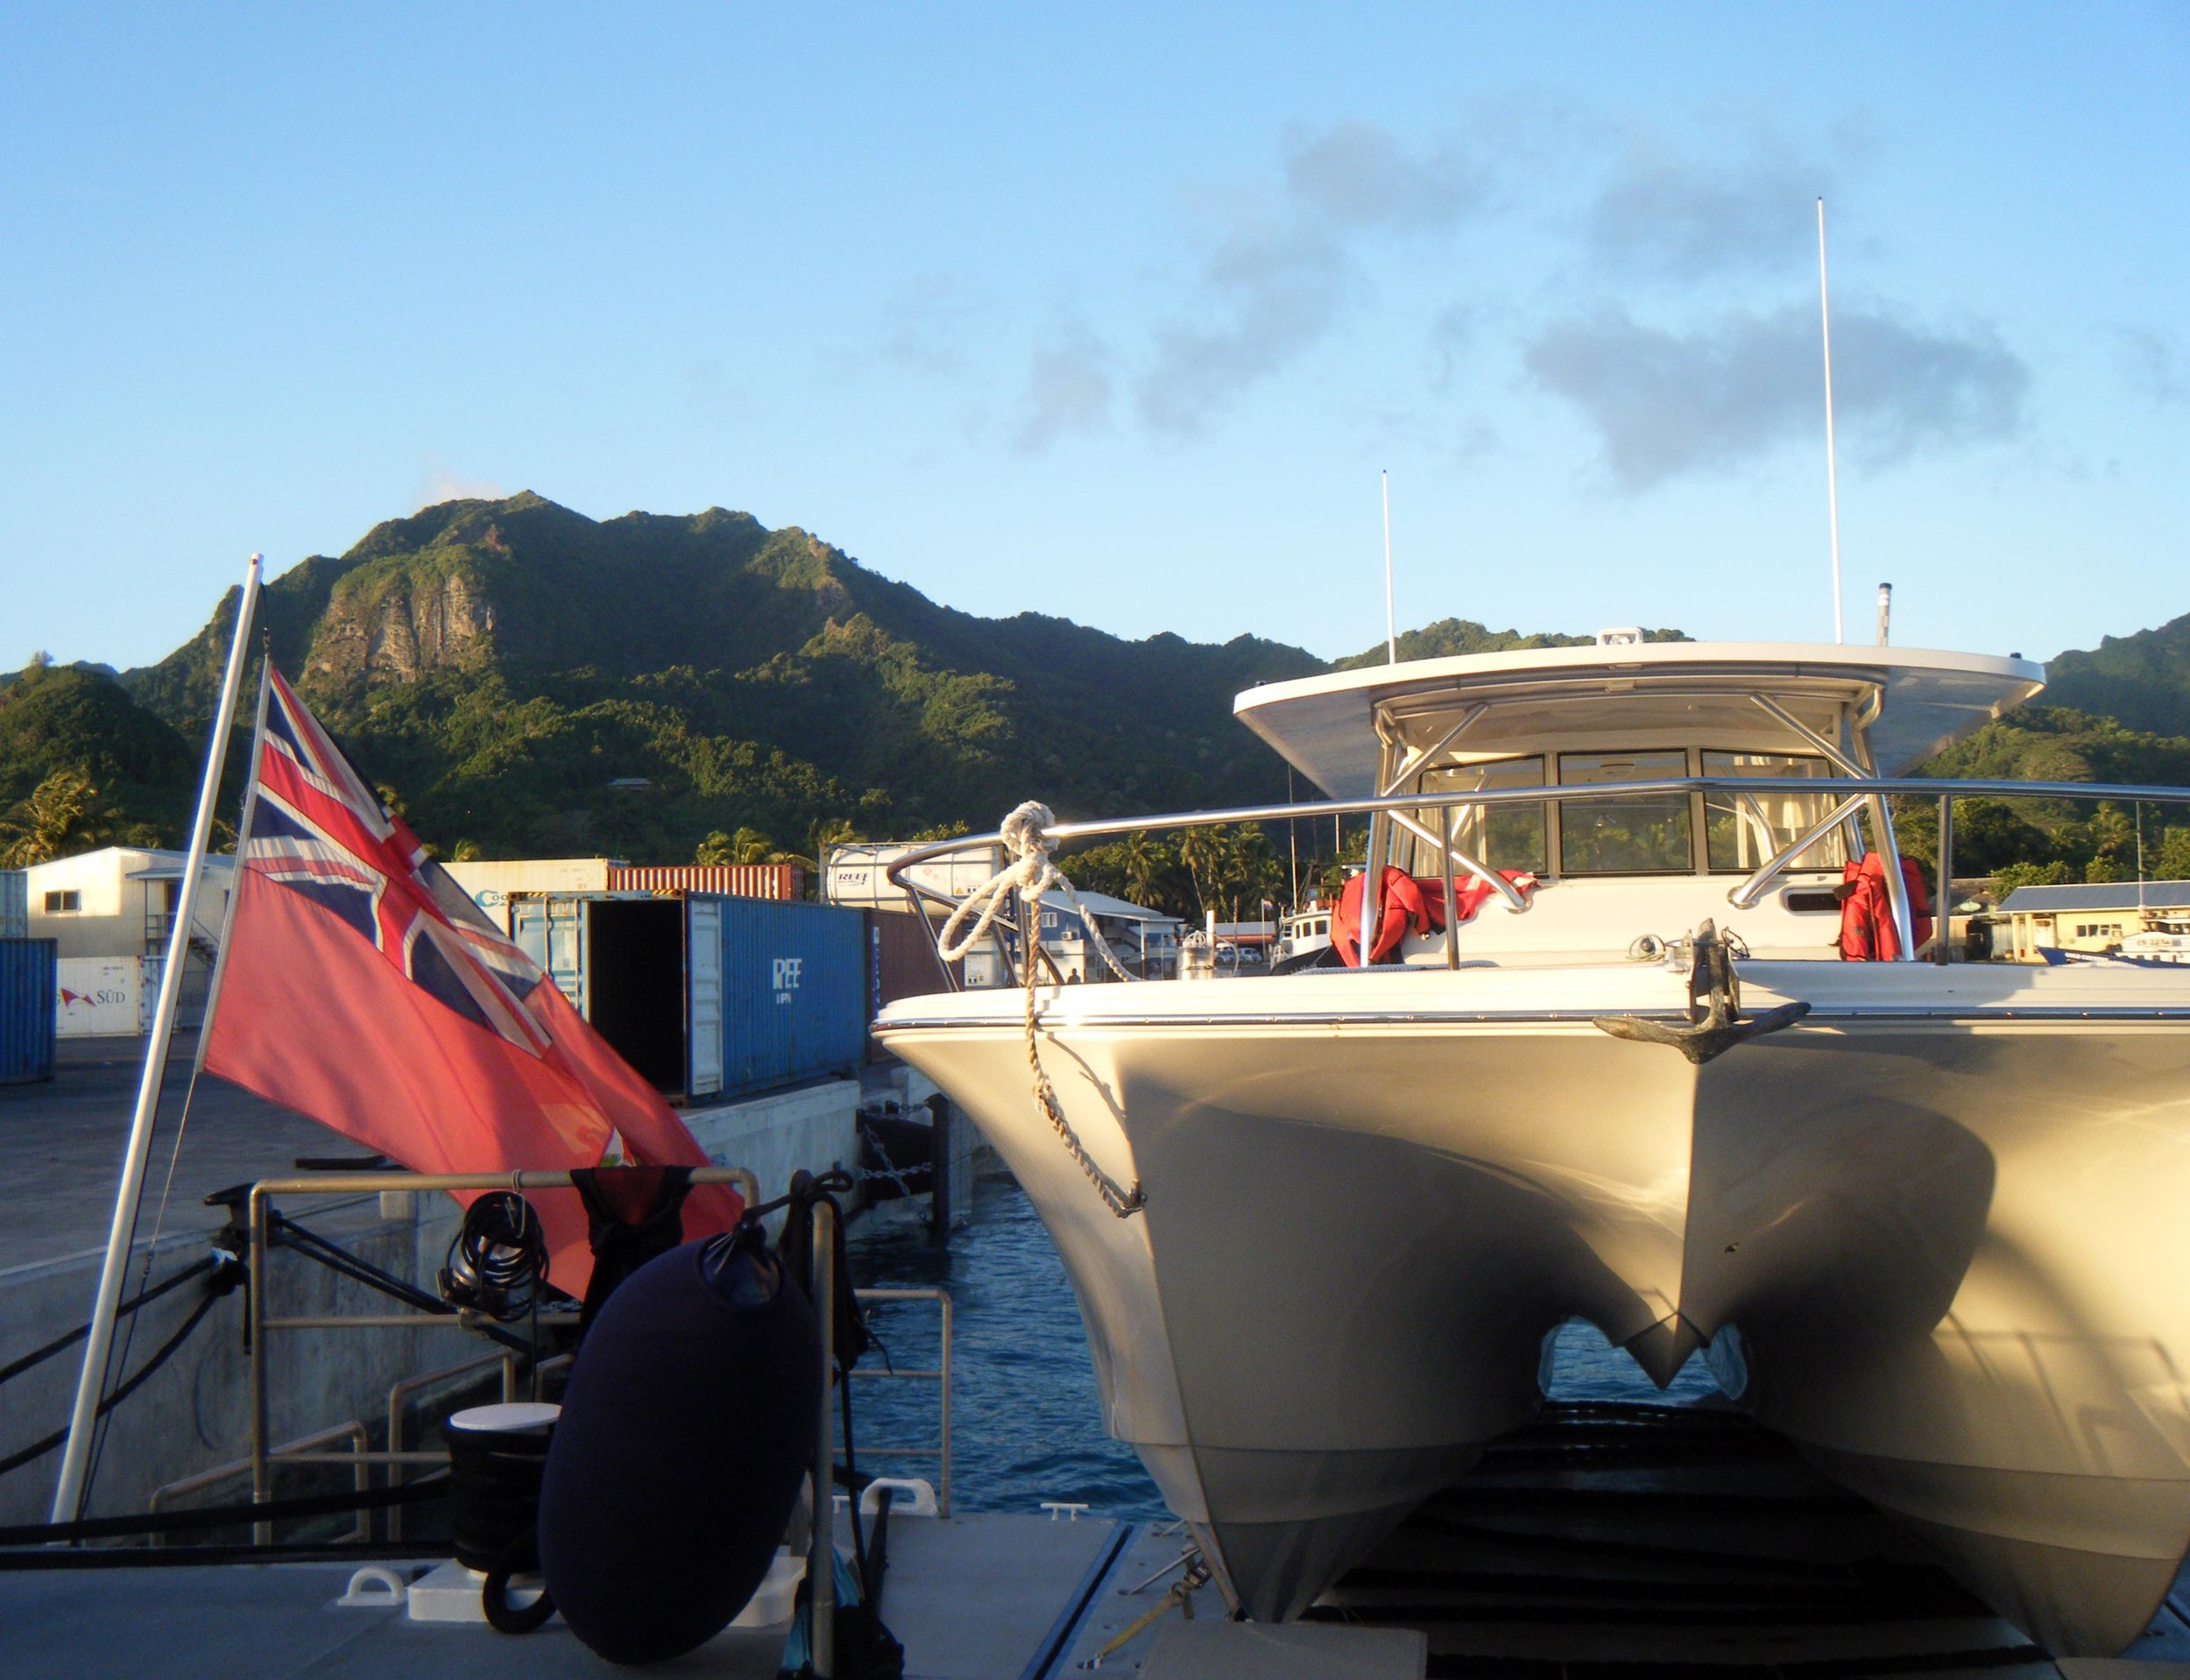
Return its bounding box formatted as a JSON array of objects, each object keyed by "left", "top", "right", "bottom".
[
  {"left": 1026, "top": 890, "right": 1183, "bottom": 984},
  {"left": 1996, "top": 879, "right": 2190, "bottom": 960},
  {"left": 23, "top": 846, "right": 233, "bottom": 962}
]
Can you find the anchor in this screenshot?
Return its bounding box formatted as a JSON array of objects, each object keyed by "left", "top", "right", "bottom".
[{"left": 1593, "top": 919, "right": 1810, "bottom": 1065}]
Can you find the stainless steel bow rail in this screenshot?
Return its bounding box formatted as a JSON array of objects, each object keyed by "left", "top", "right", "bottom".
[
  {"left": 239, "top": 1168, "right": 757, "bottom": 1542},
  {"left": 886, "top": 774, "right": 2190, "bottom": 979}
]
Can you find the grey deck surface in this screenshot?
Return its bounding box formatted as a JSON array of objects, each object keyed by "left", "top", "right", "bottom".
[
  {"left": 13, "top": 1434, "right": 2190, "bottom": 1677},
  {"left": 0, "top": 1515, "right": 1127, "bottom": 1680}
]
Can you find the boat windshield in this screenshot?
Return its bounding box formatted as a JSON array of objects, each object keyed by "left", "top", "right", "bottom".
[
  {"left": 1405, "top": 757, "right": 1547, "bottom": 874},
  {"left": 1396, "top": 747, "right": 1849, "bottom": 879},
  {"left": 1559, "top": 752, "right": 1692, "bottom": 875},
  {"left": 1701, "top": 752, "right": 1847, "bottom": 873}
]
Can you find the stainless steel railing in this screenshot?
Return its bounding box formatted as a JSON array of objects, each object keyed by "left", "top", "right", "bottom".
[
  {"left": 886, "top": 774, "right": 2190, "bottom": 980},
  {"left": 847, "top": 1287, "right": 953, "bottom": 1515},
  {"left": 241, "top": 1168, "right": 759, "bottom": 1544},
  {"left": 150, "top": 1420, "right": 371, "bottom": 1543},
  {"left": 230, "top": 1165, "right": 945, "bottom": 1680}
]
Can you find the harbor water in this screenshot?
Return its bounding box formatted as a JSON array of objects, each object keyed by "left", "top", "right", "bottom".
[{"left": 848, "top": 1160, "right": 1723, "bottom": 1521}]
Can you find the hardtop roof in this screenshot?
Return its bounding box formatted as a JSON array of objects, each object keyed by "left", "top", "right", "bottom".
[{"left": 1233, "top": 641, "right": 2045, "bottom": 795}]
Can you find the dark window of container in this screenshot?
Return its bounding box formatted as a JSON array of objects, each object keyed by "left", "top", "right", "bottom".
[{"left": 44, "top": 891, "right": 80, "bottom": 914}]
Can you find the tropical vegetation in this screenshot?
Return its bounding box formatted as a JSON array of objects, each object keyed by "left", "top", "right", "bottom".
[{"left": 8, "top": 493, "right": 2190, "bottom": 909}]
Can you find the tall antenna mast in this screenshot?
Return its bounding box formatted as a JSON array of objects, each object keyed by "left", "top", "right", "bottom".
[
  {"left": 1381, "top": 469, "right": 1397, "bottom": 664},
  {"left": 1818, "top": 198, "right": 1844, "bottom": 644}
]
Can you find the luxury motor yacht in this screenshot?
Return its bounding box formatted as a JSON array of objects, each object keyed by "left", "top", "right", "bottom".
[{"left": 874, "top": 636, "right": 2190, "bottom": 1656}]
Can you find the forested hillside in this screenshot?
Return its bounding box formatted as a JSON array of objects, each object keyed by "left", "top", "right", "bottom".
[
  {"left": 8, "top": 491, "right": 2190, "bottom": 903},
  {"left": 0, "top": 660, "right": 195, "bottom": 865},
  {"left": 113, "top": 494, "right": 1325, "bottom": 864}
]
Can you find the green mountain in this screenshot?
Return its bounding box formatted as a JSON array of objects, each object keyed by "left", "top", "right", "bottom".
[
  {"left": 0, "top": 660, "right": 197, "bottom": 858},
  {"left": 6, "top": 490, "right": 2179, "bottom": 890},
  {"left": 118, "top": 494, "right": 1328, "bottom": 860},
  {"left": 2040, "top": 613, "right": 2190, "bottom": 737},
  {"left": 1333, "top": 618, "right": 1688, "bottom": 669},
  {"left": 1902, "top": 704, "right": 2190, "bottom": 885}
]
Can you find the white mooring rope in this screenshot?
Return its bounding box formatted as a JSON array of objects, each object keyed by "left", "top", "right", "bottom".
[{"left": 936, "top": 802, "right": 1145, "bottom": 1218}]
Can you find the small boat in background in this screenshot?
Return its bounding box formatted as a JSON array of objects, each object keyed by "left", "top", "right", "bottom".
[{"left": 2118, "top": 924, "right": 2190, "bottom": 964}]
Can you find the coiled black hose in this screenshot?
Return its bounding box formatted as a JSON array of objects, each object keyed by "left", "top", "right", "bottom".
[{"left": 439, "top": 1192, "right": 549, "bottom": 1321}]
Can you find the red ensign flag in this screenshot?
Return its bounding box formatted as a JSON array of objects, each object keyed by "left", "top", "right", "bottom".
[{"left": 201, "top": 666, "right": 741, "bottom": 1294}]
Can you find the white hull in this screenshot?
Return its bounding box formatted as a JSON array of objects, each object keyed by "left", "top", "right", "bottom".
[{"left": 880, "top": 959, "right": 2190, "bottom": 1651}]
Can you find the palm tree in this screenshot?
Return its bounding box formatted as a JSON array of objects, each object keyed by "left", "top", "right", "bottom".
[
  {"left": 1121, "top": 830, "right": 1159, "bottom": 907},
  {"left": 695, "top": 824, "right": 780, "bottom": 866},
  {"left": 0, "top": 766, "right": 105, "bottom": 867},
  {"left": 806, "top": 815, "right": 863, "bottom": 868},
  {"left": 1177, "top": 824, "right": 1219, "bottom": 917}
]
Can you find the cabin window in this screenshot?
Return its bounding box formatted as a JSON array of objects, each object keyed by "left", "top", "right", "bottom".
[
  {"left": 43, "top": 890, "right": 80, "bottom": 914},
  {"left": 1702, "top": 753, "right": 1847, "bottom": 873},
  {"left": 1408, "top": 756, "right": 1546, "bottom": 876},
  {"left": 1558, "top": 752, "right": 1692, "bottom": 875}
]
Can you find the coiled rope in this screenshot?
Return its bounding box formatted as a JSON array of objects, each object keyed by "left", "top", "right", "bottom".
[{"left": 936, "top": 803, "right": 1145, "bottom": 1218}]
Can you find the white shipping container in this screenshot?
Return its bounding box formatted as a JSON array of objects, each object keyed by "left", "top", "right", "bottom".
[
  {"left": 824, "top": 843, "right": 1004, "bottom": 913},
  {"left": 444, "top": 858, "right": 624, "bottom": 933},
  {"left": 56, "top": 956, "right": 149, "bottom": 1036}
]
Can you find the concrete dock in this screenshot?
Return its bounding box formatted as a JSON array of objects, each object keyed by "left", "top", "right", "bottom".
[{"left": 0, "top": 1034, "right": 887, "bottom": 1528}]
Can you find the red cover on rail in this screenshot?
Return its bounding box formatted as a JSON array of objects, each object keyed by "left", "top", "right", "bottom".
[{"left": 1333, "top": 867, "right": 1540, "bottom": 966}]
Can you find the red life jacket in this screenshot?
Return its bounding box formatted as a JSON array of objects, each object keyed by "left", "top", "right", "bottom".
[
  {"left": 1333, "top": 867, "right": 1538, "bottom": 966},
  {"left": 1333, "top": 866, "right": 1429, "bottom": 966},
  {"left": 1838, "top": 853, "right": 1933, "bottom": 961}
]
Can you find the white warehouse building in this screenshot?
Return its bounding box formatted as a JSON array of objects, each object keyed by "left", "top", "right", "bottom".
[{"left": 24, "top": 847, "right": 235, "bottom": 1034}]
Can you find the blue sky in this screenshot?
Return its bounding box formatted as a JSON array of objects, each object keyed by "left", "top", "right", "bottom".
[{"left": 4, "top": 4, "right": 2186, "bottom": 674}]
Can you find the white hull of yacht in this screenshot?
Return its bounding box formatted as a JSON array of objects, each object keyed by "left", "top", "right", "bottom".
[{"left": 879, "top": 960, "right": 2190, "bottom": 1652}]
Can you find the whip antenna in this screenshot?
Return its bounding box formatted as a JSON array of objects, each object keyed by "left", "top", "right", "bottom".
[
  {"left": 1818, "top": 198, "right": 1844, "bottom": 644},
  {"left": 1381, "top": 469, "right": 1396, "bottom": 664}
]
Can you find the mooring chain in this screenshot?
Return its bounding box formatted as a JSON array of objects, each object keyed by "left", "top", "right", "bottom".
[{"left": 939, "top": 802, "right": 1146, "bottom": 1218}]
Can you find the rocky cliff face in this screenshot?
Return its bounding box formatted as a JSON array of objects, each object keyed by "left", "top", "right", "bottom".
[{"left": 306, "top": 565, "right": 498, "bottom": 686}]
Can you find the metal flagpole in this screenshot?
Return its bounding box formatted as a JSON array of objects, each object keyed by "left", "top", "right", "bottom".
[
  {"left": 52, "top": 554, "right": 262, "bottom": 1524},
  {"left": 1818, "top": 199, "right": 1844, "bottom": 645},
  {"left": 191, "top": 655, "right": 272, "bottom": 1077}
]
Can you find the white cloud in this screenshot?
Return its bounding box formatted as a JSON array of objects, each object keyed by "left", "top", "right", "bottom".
[
  {"left": 414, "top": 456, "right": 504, "bottom": 509},
  {"left": 1014, "top": 335, "right": 1113, "bottom": 453},
  {"left": 1587, "top": 139, "right": 1833, "bottom": 280},
  {"left": 1136, "top": 122, "right": 1490, "bottom": 433},
  {"left": 2116, "top": 325, "right": 2186, "bottom": 407},
  {"left": 876, "top": 274, "right": 980, "bottom": 378},
  {"left": 1525, "top": 302, "right": 2029, "bottom": 490}
]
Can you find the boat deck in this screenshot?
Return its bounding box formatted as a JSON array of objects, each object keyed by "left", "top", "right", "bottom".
[{"left": 9, "top": 1403, "right": 2190, "bottom": 1677}]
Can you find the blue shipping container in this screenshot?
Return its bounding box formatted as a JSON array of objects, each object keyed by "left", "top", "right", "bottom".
[
  {"left": 717, "top": 896, "right": 866, "bottom": 1098},
  {"left": 0, "top": 872, "right": 25, "bottom": 940},
  {"left": 0, "top": 939, "right": 57, "bottom": 1085},
  {"left": 510, "top": 891, "right": 865, "bottom": 1101}
]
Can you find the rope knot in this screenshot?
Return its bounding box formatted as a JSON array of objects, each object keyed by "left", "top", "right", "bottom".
[
  {"left": 999, "top": 801, "right": 1058, "bottom": 905},
  {"left": 927, "top": 803, "right": 1146, "bottom": 1218}
]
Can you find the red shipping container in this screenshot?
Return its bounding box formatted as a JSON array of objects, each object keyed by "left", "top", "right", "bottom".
[{"left": 605, "top": 864, "right": 804, "bottom": 900}]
